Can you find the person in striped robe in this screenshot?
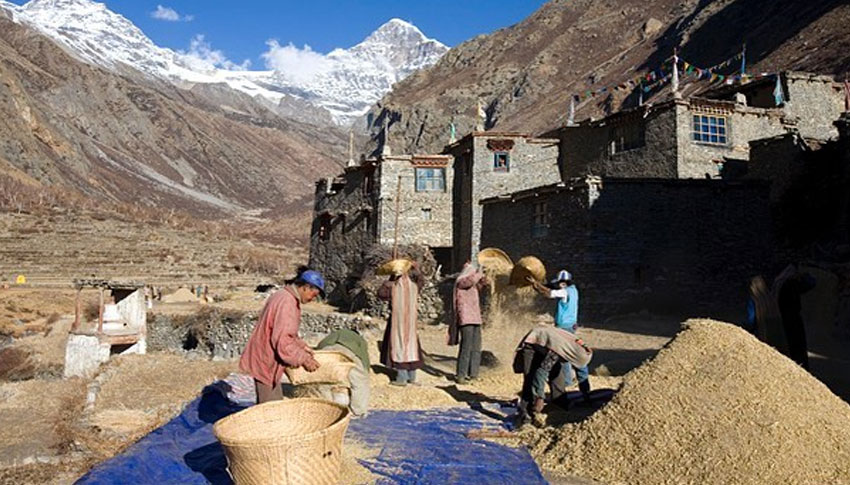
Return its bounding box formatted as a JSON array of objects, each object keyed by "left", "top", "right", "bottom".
[{"left": 378, "top": 262, "right": 426, "bottom": 386}]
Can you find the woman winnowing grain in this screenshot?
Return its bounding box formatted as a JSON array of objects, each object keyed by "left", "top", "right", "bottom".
[{"left": 377, "top": 262, "right": 426, "bottom": 386}]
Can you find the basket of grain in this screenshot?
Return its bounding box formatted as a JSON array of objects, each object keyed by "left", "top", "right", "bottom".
[
  {"left": 213, "top": 398, "right": 350, "bottom": 485},
  {"left": 284, "top": 351, "right": 356, "bottom": 386},
  {"left": 509, "top": 256, "right": 546, "bottom": 287},
  {"left": 477, "top": 247, "right": 513, "bottom": 273},
  {"left": 376, "top": 258, "right": 413, "bottom": 276}
]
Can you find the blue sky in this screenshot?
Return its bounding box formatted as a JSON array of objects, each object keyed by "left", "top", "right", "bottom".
[{"left": 13, "top": 1, "right": 545, "bottom": 69}]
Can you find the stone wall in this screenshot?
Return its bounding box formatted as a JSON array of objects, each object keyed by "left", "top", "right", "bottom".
[
  {"left": 480, "top": 177, "right": 774, "bottom": 321},
  {"left": 557, "top": 105, "right": 679, "bottom": 179},
  {"left": 148, "top": 307, "right": 378, "bottom": 359},
  {"left": 309, "top": 165, "right": 378, "bottom": 304},
  {"left": 748, "top": 133, "right": 811, "bottom": 202},
  {"left": 376, "top": 155, "right": 453, "bottom": 249},
  {"left": 551, "top": 76, "right": 840, "bottom": 183},
  {"left": 676, "top": 100, "right": 788, "bottom": 179},
  {"left": 362, "top": 277, "right": 454, "bottom": 326},
  {"left": 447, "top": 133, "right": 560, "bottom": 270},
  {"left": 704, "top": 72, "right": 843, "bottom": 141}
]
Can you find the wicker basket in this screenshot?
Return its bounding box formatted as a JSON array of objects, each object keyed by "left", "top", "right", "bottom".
[
  {"left": 509, "top": 256, "right": 547, "bottom": 287},
  {"left": 477, "top": 247, "right": 513, "bottom": 273},
  {"left": 376, "top": 258, "right": 412, "bottom": 276},
  {"left": 284, "top": 351, "right": 356, "bottom": 386},
  {"left": 213, "top": 398, "right": 350, "bottom": 485}
]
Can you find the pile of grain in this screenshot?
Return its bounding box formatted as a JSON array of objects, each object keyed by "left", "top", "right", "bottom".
[{"left": 526, "top": 319, "right": 850, "bottom": 485}]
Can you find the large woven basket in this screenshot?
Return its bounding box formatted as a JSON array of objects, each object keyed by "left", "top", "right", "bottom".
[
  {"left": 509, "top": 256, "right": 547, "bottom": 287},
  {"left": 376, "top": 258, "right": 412, "bottom": 276},
  {"left": 213, "top": 399, "right": 350, "bottom": 485},
  {"left": 477, "top": 247, "right": 513, "bottom": 273},
  {"left": 284, "top": 351, "right": 356, "bottom": 386}
]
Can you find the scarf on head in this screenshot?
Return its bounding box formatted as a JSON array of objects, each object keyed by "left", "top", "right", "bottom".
[{"left": 448, "top": 264, "right": 479, "bottom": 346}]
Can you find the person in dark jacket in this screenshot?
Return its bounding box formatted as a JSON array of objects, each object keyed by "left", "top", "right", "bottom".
[{"left": 775, "top": 265, "right": 816, "bottom": 369}]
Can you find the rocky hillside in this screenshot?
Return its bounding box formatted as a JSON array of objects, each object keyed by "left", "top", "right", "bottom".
[
  {"left": 369, "top": 0, "right": 850, "bottom": 155},
  {"left": 0, "top": 12, "right": 347, "bottom": 217}
]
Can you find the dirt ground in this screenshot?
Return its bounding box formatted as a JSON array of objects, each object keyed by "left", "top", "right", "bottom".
[{"left": 2, "top": 287, "right": 847, "bottom": 485}]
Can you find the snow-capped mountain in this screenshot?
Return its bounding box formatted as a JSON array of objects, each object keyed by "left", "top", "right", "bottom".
[{"left": 1, "top": 0, "right": 448, "bottom": 125}]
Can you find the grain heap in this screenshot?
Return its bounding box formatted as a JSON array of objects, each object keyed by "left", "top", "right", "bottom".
[{"left": 526, "top": 319, "right": 850, "bottom": 485}]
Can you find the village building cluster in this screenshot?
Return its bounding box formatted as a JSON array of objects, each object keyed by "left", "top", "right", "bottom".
[{"left": 310, "top": 71, "right": 849, "bottom": 321}]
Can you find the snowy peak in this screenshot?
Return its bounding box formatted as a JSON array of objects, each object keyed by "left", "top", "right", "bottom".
[
  {"left": 7, "top": 1, "right": 449, "bottom": 126},
  {"left": 349, "top": 18, "right": 448, "bottom": 75},
  {"left": 360, "top": 18, "right": 432, "bottom": 49},
  {"left": 18, "top": 0, "right": 174, "bottom": 75}
]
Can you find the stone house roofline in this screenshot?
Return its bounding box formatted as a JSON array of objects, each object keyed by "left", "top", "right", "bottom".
[
  {"left": 442, "top": 131, "right": 556, "bottom": 152},
  {"left": 380, "top": 154, "right": 453, "bottom": 167},
  {"left": 542, "top": 95, "right": 786, "bottom": 138},
  {"left": 702, "top": 70, "right": 840, "bottom": 100},
  {"left": 480, "top": 176, "right": 769, "bottom": 205},
  {"left": 343, "top": 159, "right": 377, "bottom": 174},
  {"left": 749, "top": 131, "right": 827, "bottom": 152}
]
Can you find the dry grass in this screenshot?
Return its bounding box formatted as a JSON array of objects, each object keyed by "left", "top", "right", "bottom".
[
  {"left": 524, "top": 319, "right": 850, "bottom": 485},
  {"left": 0, "top": 378, "right": 88, "bottom": 469},
  {"left": 94, "top": 353, "right": 236, "bottom": 416}
]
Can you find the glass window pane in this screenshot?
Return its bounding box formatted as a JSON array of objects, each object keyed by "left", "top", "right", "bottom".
[
  {"left": 718, "top": 118, "right": 726, "bottom": 126},
  {"left": 710, "top": 135, "right": 718, "bottom": 143}
]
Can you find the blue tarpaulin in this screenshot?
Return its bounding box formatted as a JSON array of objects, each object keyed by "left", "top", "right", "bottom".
[{"left": 75, "top": 386, "right": 547, "bottom": 484}]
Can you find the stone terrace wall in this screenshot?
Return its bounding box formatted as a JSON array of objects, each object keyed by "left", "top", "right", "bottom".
[
  {"left": 480, "top": 177, "right": 774, "bottom": 321},
  {"left": 148, "top": 307, "right": 378, "bottom": 359}
]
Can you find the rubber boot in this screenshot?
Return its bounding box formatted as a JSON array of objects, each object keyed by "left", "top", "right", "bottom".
[{"left": 579, "top": 379, "right": 591, "bottom": 403}]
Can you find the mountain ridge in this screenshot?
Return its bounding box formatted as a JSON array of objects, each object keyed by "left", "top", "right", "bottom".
[
  {"left": 0, "top": 13, "right": 346, "bottom": 217},
  {"left": 3, "top": 1, "right": 448, "bottom": 126}
]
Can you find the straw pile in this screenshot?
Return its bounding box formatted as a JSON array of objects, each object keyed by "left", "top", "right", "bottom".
[{"left": 525, "top": 319, "right": 850, "bottom": 485}]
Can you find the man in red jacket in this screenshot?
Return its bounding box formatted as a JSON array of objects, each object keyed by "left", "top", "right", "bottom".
[{"left": 239, "top": 269, "right": 324, "bottom": 403}]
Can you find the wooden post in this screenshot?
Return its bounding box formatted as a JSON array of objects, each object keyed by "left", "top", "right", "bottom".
[
  {"left": 72, "top": 286, "right": 82, "bottom": 333},
  {"left": 392, "top": 175, "right": 402, "bottom": 259},
  {"left": 97, "top": 287, "right": 104, "bottom": 334}
]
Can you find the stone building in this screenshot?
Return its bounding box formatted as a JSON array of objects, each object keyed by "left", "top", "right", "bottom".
[
  {"left": 546, "top": 72, "right": 844, "bottom": 181},
  {"left": 309, "top": 153, "right": 452, "bottom": 303},
  {"left": 746, "top": 112, "right": 850, "bottom": 249},
  {"left": 479, "top": 177, "right": 774, "bottom": 320},
  {"left": 444, "top": 131, "right": 560, "bottom": 270},
  {"left": 375, "top": 154, "right": 454, "bottom": 265}
]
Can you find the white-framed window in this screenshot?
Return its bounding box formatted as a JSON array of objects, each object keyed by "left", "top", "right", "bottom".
[
  {"left": 415, "top": 167, "right": 446, "bottom": 192},
  {"left": 532, "top": 202, "right": 549, "bottom": 238},
  {"left": 421, "top": 208, "right": 432, "bottom": 221},
  {"left": 692, "top": 114, "right": 728, "bottom": 145},
  {"left": 493, "top": 152, "right": 510, "bottom": 172}
]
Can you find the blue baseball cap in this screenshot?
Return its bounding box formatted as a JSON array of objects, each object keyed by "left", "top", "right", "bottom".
[
  {"left": 296, "top": 270, "right": 325, "bottom": 296},
  {"left": 555, "top": 270, "right": 572, "bottom": 283}
]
